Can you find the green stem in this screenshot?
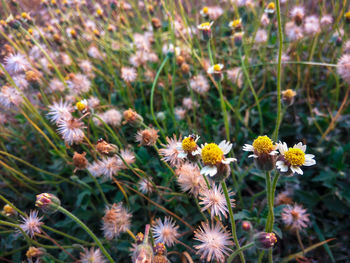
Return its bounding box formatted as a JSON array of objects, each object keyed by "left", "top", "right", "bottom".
[
  {"left": 227, "top": 242, "right": 255, "bottom": 263},
  {"left": 265, "top": 172, "right": 272, "bottom": 232},
  {"left": 150, "top": 56, "right": 169, "bottom": 140},
  {"left": 57, "top": 206, "right": 114, "bottom": 263},
  {"left": 273, "top": 0, "right": 283, "bottom": 141},
  {"left": 221, "top": 181, "right": 245, "bottom": 263},
  {"left": 269, "top": 173, "right": 280, "bottom": 232}
]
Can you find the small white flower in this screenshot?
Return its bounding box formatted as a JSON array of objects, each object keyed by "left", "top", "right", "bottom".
[
  {"left": 207, "top": 64, "right": 224, "bottom": 74},
  {"left": 176, "top": 134, "right": 200, "bottom": 159}
]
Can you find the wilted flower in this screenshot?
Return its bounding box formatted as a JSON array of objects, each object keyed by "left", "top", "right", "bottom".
[
  {"left": 102, "top": 203, "right": 132, "bottom": 240},
  {"left": 4, "top": 52, "right": 30, "bottom": 74},
  {"left": 2, "top": 204, "right": 17, "bottom": 217},
  {"left": 290, "top": 6, "right": 305, "bottom": 25},
  {"left": 35, "top": 193, "right": 61, "bottom": 214},
  {"left": 282, "top": 89, "right": 297, "bottom": 106},
  {"left": 73, "top": 152, "right": 89, "bottom": 171},
  {"left": 80, "top": 248, "right": 107, "bottom": 263},
  {"left": 276, "top": 142, "right": 316, "bottom": 176},
  {"left": 304, "top": 16, "right": 320, "bottom": 35},
  {"left": 254, "top": 232, "right": 277, "bottom": 250},
  {"left": 26, "top": 247, "right": 45, "bottom": 259},
  {"left": 282, "top": 204, "right": 310, "bottom": 231},
  {"left": 57, "top": 118, "right": 85, "bottom": 145},
  {"left": 123, "top": 108, "right": 143, "bottom": 127},
  {"left": 138, "top": 178, "right": 154, "bottom": 194},
  {"left": 190, "top": 74, "right": 210, "bottom": 95},
  {"left": 121, "top": 67, "right": 137, "bottom": 82},
  {"left": 47, "top": 100, "right": 73, "bottom": 123},
  {"left": 194, "top": 221, "right": 233, "bottom": 263},
  {"left": 135, "top": 128, "right": 159, "bottom": 146},
  {"left": 176, "top": 162, "right": 207, "bottom": 197},
  {"left": 159, "top": 134, "right": 183, "bottom": 167},
  {"left": 337, "top": 54, "right": 350, "bottom": 84},
  {"left": 152, "top": 217, "right": 179, "bottom": 247},
  {"left": 199, "top": 183, "right": 234, "bottom": 219},
  {"left": 19, "top": 210, "right": 43, "bottom": 238}
]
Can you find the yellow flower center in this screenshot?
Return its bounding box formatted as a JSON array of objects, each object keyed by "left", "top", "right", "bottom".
[
  {"left": 284, "top": 148, "right": 305, "bottom": 166},
  {"left": 3, "top": 204, "right": 13, "bottom": 214},
  {"left": 345, "top": 11, "right": 350, "bottom": 19},
  {"left": 76, "top": 101, "right": 86, "bottom": 111},
  {"left": 97, "top": 9, "right": 103, "bottom": 15},
  {"left": 282, "top": 89, "right": 296, "bottom": 99},
  {"left": 252, "top": 136, "right": 275, "bottom": 154},
  {"left": 21, "top": 12, "right": 28, "bottom": 19},
  {"left": 201, "top": 143, "right": 223, "bottom": 165},
  {"left": 213, "top": 64, "right": 221, "bottom": 71},
  {"left": 182, "top": 137, "right": 197, "bottom": 152},
  {"left": 200, "top": 22, "right": 211, "bottom": 28},
  {"left": 267, "top": 2, "right": 275, "bottom": 10},
  {"left": 231, "top": 19, "right": 241, "bottom": 27},
  {"left": 202, "top": 7, "right": 209, "bottom": 14}
]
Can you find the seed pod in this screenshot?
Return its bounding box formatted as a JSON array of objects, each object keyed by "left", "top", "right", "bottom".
[{"left": 35, "top": 193, "right": 60, "bottom": 214}]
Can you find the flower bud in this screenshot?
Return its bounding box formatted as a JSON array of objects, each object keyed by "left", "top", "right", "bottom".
[
  {"left": 282, "top": 89, "right": 296, "bottom": 106},
  {"left": 96, "top": 139, "right": 118, "bottom": 155},
  {"left": 2, "top": 204, "right": 17, "bottom": 217},
  {"left": 135, "top": 232, "right": 144, "bottom": 244},
  {"left": 35, "top": 193, "right": 60, "bottom": 214},
  {"left": 242, "top": 221, "right": 252, "bottom": 231},
  {"left": 132, "top": 225, "right": 154, "bottom": 263},
  {"left": 123, "top": 108, "right": 144, "bottom": 127},
  {"left": 73, "top": 152, "right": 88, "bottom": 170},
  {"left": 151, "top": 18, "right": 162, "bottom": 29},
  {"left": 233, "top": 32, "right": 244, "bottom": 47},
  {"left": 254, "top": 232, "right": 277, "bottom": 250},
  {"left": 26, "top": 246, "right": 45, "bottom": 258}
]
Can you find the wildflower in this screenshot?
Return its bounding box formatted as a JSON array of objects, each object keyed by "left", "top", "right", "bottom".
[
  {"left": 228, "top": 18, "right": 242, "bottom": 31},
  {"left": 121, "top": 67, "right": 137, "bottom": 82},
  {"left": 57, "top": 118, "right": 85, "bottom": 145},
  {"left": 320, "top": 15, "right": 333, "bottom": 29},
  {"left": 175, "top": 162, "right": 207, "bottom": 197},
  {"left": 345, "top": 11, "right": 350, "bottom": 23},
  {"left": 227, "top": 67, "right": 243, "bottom": 88},
  {"left": 2, "top": 204, "right": 17, "bottom": 217},
  {"left": 190, "top": 74, "right": 210, "bottom": 95},
  {"left": 174, "top": 107, "right": 186, "bottom": 120},
  {"left": 282, "top": 89, "right": 297, "bottom": 106},
  {"left": 151, "top": 17, "right": 161, "bottom": 29},
  {"left": 88, "top": 96, "right": 100, "bottom": 108},
  {"left": 260, "top": 13, "right": 270, "bottom": 26},
  {"left": 275, "top": 191, "right": 293, "bottom": 206},
  {"left": 132, "top": 225, "right": 153, "bottom": 263},
  {"left": 135, "top": 128, "right": 159, "bottom": 146},
  {"left": 207, "top": 64, "right": 224, "bottom": 81},
  {"left": 73, "top": 152, "right": 88, "bottom": 171},
  {"left": 0, "top": 85, "right": 23, "bottom": 109},
  {"left": 25, "top": 70, "right": 41, "bottom": 84},
  {"left": 122, "top": 108, "right": 143, "bottom": 127},
  {"left": 232, "top": 31, "right": 244, "bottom": 47},
  {"left": 118, "top": 149, "right": 136, "bottom": 169},
  {"left": 282, "top": 204, "right": 310, "bottom": 231},
  {"left": 100, "top": 156, "right": 122, "bottom": 180},
  {"left": 80, "top": 248, "right": 107, "bottom": 263},
  {"left": 199, "top": 141, "right": 237, "bottom": 181},
  {"left": 159, "top": 134, "right": 183, "bottom": 167},
  {"left": 265, "top": 2, "right": 276, "bottom": 18},
  {"left": 276, "top": 142, "right": 316, "bottom": 176},
  {"left": 79, "top": 60, "right": 93, "bottom": 74},
  {"left": 255, "top": 29, "right": 268, "bottom": 44},
  {"left": 152, "top": 217, "right": 179, "bottom": 247},
  {"left": 176, "top": 134, "right": 200, "bottom": 161},
  {"left": 290, "top": 6, "right": 305, "bottom": 25},
  {"left": 100, "top": 109, "right": 122, "bottom": 127},
  {"left": 138, "top": 178, "right": 154, "bottom": 194},
  {"left": 243, "top": 135, "right": 278, "bottom": 171},
  {"left": 35, "top": 193, "right": 60, "bottom": 214},
  {"left": 337, "top": 54, "right": 350, "bottom": 84},
  {"left": 26, "top": 247, "right": 45, "bottom": 259},
  {"left": 19, "top": 210, "right": 43, "bottom": 237},
  {"left": 4, "top": 52, "right": 30, "bottom": 74},
  {"left": 67, "top": 73, "right": 91, "bottom": 95},
  {"left": 48, "top": 78, "right": 66, "bottom": 92},
  {"left": 102, "top": 203, "right": 132, "bottom": 240},
  {"left": 87, "top": 160, "right": 104, "bottom": 177},
  {"left": 197, "top": 21, "right": 214, "bottom": 40},
  {"left": 194, "top": 221, "right": 233, "bottom": 263},
  {"left": 254, "top": 232, "right": 277, "bottom": 250},
  {"left": 96, "top": 139, "right": 118, "bottom": 155},
  {"left": 13, "top": 74, "right": 29, "bottom": 90},
  {"left": 208, "top": 6, "right": 224, "bottom": 20},
  {"left": 304, "top": 16, "right": 320, "bottom": 35},
  {"left": 285, "top": 22, "right": 304, "bottom": 41},
  {"left": 75, "top": 99, "right": 88, "bottom": 112},
  {"left": 182, "top": 97, "right": 198, "bottom": 110},
  {"left": 200, "top": 6, "right": 209, "bottom": 18},
  {"left": 199, "top": 183, "right": 235, "bottom": 219}
]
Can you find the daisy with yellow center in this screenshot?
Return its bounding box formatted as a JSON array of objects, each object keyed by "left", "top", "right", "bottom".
[
  {"left": 199, "top": 141, "right": 237, "bottom": 177},
  {"left": 345, "top": 11, "right": 350, "bottom": 20},
  {"left": 276, "top": 142, "right": 316, "bottom": 175},
  {"left": 197, "top": 21, "right": 214, "bottom": 31},
  {"left": 75, "top": 99, "right": 88, "bottom": 112},
  {"left": 243, "top": 135, "right": 277, "bottom": 157},
  {"left": 200, "top": 6, "right": 209, "bottom": 17},
  {"left": 207, "top": 63, "right": 224, "bottom": 74},
  {"left": 177, "top": 134, "right": 200, "bottom": 159},
  {"left": 265, "top": 2, "right": 276, "bottom": 15},
  {"left": 229, "top": 19, "right": 242, "bottom": 29}
]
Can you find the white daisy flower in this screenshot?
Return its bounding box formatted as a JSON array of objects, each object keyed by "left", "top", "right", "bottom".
[
  {"left": 199, "top": 141, "right": 237, "bottom": 177},
  {"left": 197, "top": 21, "right": 214, "bottom": 31},
  {"left": 276, "top": 142, "right": 316, "bottom": 175},
  {"left": 176, "top": 134, "right": 200, "bottom": 159},
  {"left": 207, "top": 64, "right": 224, "bottom": 74}
]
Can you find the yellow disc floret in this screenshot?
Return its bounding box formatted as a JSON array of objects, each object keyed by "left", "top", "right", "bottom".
[
  {"left": 252, "top": 136, "right": 275, "bottom": 155},
  {"left": 201, "top": 143, "right": 223, "bottom": 165},
  {"left": 76, "top": 101, "right": 86, "bottom": 111},
  {"left": 213, "top": 64, "right": 221, "bottom": 71},
  {"left": 231, "top": 19, "right": 241, "bottom": 28},
  {"left": 345, "top": 11, "right": 350, "bottom": 19},
  {"left": 284, "top": 148, "right": 305, "bottom": 166},
  {"left": 199, "top": 22, "right": 211, "bottom": 29},
  {"left": 182, "top": 137, "right": 197, "bottom": 152},
  {"left": 267, "top": 2, "right": 275, "bottom": 10},
  {"left": 202, "top": 7, "right": 209, "bottom": 14}
]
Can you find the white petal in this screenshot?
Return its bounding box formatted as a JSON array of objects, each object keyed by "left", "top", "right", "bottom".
[
  {"left": 269, "top": 150, "right": 278, "bottom": 155},
  {"left": 242, "top": 144, "right": 254, "bottom": 152},
  {"left": 177, "top": 151, "right": 187, "bottom": 159},
  {"left": 294, "top": 142, "right": 306, "bottom": 152},
  {"left": 304, "top": 155, "right": 316, "bottom": 166},
  {"left": 248, "top": 154, "right": 258, "bottom": 158},
  {"left": 192, "top": 150, "right": 200, "bottom": 155},
  {"left": 276, "top": 161, "right": 288, "bottom": 172},
  {"left": 219, "top": 140, "right": 232, "bottom": 155},
  {"left": 291, "top": 166, "right": 303, "bottom": 175},
  {"left": 277, "top": 141, "right": 288, "bottom": 155},
  {"left": 200, "top": 166, "right": 218, "bottom": 177},
  {"left": 222, "top": 158, "right": 237, "bottom": 164}
]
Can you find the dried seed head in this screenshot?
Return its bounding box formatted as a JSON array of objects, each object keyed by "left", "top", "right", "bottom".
[{"left": 73, "top": 152, "right": 88, "bottom": 170}]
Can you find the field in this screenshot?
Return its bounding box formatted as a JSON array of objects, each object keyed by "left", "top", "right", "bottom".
[{"left": 0, "top": 0, "right": 349, "bottom": 262}]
